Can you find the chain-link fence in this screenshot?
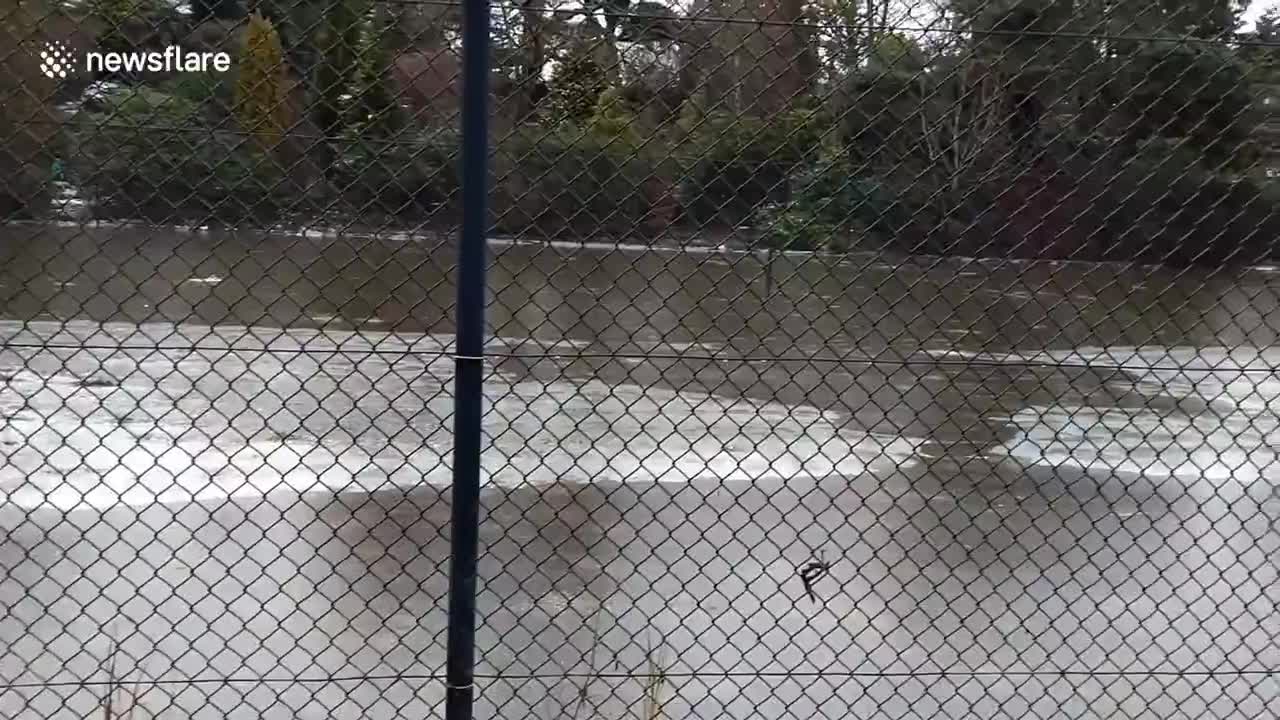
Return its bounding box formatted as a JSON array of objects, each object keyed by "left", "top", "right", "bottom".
[{"left": 2, "top": 0, "right": 1280, "bottom": 718}]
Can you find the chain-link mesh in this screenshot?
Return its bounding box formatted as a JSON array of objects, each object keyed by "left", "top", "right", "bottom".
[{"left": 2, "top": 0, "right": 1280, "bottom": 718}]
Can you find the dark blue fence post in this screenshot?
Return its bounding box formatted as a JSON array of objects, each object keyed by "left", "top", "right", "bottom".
[{"left": 445, "top": 0, "right": 490, "bottom": 715}]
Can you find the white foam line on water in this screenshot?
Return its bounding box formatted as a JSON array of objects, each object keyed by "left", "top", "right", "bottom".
[
  {"left": 0, "top": 339, "right": 925, "bottom": 512},
  {"left": 921, "top": 345, "right": 1280, "bottom": 372},
  {"left": 0, "top": 319, "right": 606, "bottom": 358},
  {"left": 0, "top": 423, "right": 923, "bottom": 513},
  {"left": 28, "top": 220, "right": 1256, "bottom": 271},
  {"left": 988, "top": 345, "right": 1280, "bottom": 489},
  {"left": 994, "top": 404, "right": 1280, "bottom": 485}
]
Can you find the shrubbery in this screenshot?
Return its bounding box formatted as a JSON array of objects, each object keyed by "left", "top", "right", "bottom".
[
  {"left": 158, "top": 73, "right": 233, "bottom": 117},
  {"left": 752, "top": 155, "right": 911, "bottom": 251},
  {"left": 331, "top": 128, "right": 459, "bottom": 218},
  {"left": 33, "top": 12, "right": 1280, "bottom": 267},
  {"left": 1075, "top": 146, "right": 1280, "bottom": 266},
  {"left": 1115, "top": 42, "right": 1257, "bottom": 169},
  {"left": 490, "top": 126, "right": 670, "bottom": 238},
  {"left": 68, "top": 84, "right": 459, "bottom": 223},
  {"left": 59, "top": 83, "right": 1280, "bottom": 265},
  {"left": 675, "top": 109, "right": 827, "bottom": 226},
  {"left": 82, "top": 85, "right": 202, "bottom": 123},
  {"left": 69, "top": 82, "right": 288, "bottom": 223},
  {"left": 68, "top": 109, "right": 289, "bottom": 222},
  {"left": 347, "top": 11, "right": 402, "bottom": 137},
  {"left": 0, "top": 0, "right": 59, "bottom": 218},
  {"left": 548, "top": 52, "right": 609, "bottom": 125}
]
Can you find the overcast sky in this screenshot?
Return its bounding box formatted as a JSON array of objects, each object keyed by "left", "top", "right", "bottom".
[{"left": 1242, "top": 1, "right": 1276, "bottom": 29}]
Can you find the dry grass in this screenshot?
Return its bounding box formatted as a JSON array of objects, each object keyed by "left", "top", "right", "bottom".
[
  {"left": 100, "top": 637, "right": 148, "bottom": 720},
  {"left": 641, "top": 633, "right": 670, "bottom": 720},
  {"left": 570, "top": 613, "right": 674, "bottom": 720}
]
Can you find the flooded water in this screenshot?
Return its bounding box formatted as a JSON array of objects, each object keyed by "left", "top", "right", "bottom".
[{"left": 0, "top": 224, "right": 1276, "bottom": 719}]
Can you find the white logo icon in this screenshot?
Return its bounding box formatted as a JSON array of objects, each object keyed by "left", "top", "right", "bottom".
[{"left": 38, "top": 41, "right": 72, "bottom": 80}]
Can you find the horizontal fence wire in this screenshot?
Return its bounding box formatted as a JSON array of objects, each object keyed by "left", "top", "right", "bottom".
[
  {"left": 2, "top": 340, "right": 1280, "bottom": 376},
  {"left": 1, "top": 667, "right": 1277, "bottom": 691}
]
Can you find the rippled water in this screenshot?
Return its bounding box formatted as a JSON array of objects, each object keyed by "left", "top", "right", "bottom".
[{"left": 0, "top": 225, "right": 1277, "bottom": 719}]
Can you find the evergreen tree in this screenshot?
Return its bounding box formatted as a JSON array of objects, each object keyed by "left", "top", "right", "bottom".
[
  {"left": 352, "top": 8, "right": 402, "bottom": 136},
  {"left": 549, "top": 51, "right": 607, "bottom": 124},
  {"left": 234, "top": 13, "right": 291, "bottom": 152},
  {"left": 312, "top": 0, "right": 361, "bottom": 138}
]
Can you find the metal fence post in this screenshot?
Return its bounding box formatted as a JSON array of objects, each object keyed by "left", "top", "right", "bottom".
[{"left": 445, "top": 0, "right": 490, "bottom": 716}]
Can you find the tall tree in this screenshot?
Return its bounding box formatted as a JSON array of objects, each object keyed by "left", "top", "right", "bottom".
[
  {"left": 810, "top": 0, "right": 892, "bottom": 82},
  {"left": 311, "top": 0, "right": 361, "bottom": 140},
  {"left": 1156, "top": 0, "right": 1248, "bottom": 38},
  {"left": 1258, "top": 5, "right": 1280, "bottom": 40},
  {"left": 673, "top": 0, "right": 816, "bottom": 116},
  {"left": 548, "top": 46, "right": 608, "bottom": 122},
  {"left": 1244, "top": 5, "right": 1280, "bottom": 177},
  {"left": 754, "top": 0, "right": 817, "bottom": 113},
  {"left": 235, "top": 13, "right": 293, "bottom": 156},
  {"left": 0, "top": 0, "right": 58, "bottom": 218},
  {"left": 352, "top": 4, "right": 402, "bottom": 135},
  {"left": 515, "top": 0, "right": 549, "bottom": 120},
  {"left": 1066, "top": 0, "right": 1248, "bottom": 39}
]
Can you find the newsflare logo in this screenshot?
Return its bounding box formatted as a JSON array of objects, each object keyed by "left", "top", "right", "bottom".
[
  {"left": 37, "top": 41, "right": 231, "bottom": 79},
  {"left": 38, "top": 41, "right": 72, "bottom": 79}
]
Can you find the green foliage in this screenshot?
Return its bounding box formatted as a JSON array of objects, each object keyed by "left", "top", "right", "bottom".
[
  {"left": 549, "top": 52, "right": 608, "bottom": 124},
  {"left": 587, "top": 87, "right": 642, "bottom": 146},
  {"left": 1156, "top": 0, "right": 1248, "bottom": 38},
  {"left": 253, "top": 0, "right": 314, "bottom": 61},
  {"left": 350, "top": 10, "right": 401, "bottom": 136},
  {"left": 1066, "top": 143, "right": 1279, "bottom": 266},
  {"left": 189, "top": 0, "right": 241, "bottom": 21},
  {"left": 867, "top": 33, "right": 927, "bottom": 74},
  {"left": 92, "top": 0, "right": 155, "bottom": 26},
  {"left": 312, "top": 0, "right": 361, "bottom": 136},
  {"left": 1119, "top": 41, "right": 1255, "bottom": 167},
  {"left": 0, "top": 0, "right": 57, "bottom": 218},
  {"left": 68, "top": 90, "right": 287, "bottom": 221},
  {"left": 92, "top": 0, "right": 159, "bottom": 51},
  {"left": 966, "top": 0, "right": 1056, "bottom": 32},
  {"left": 841, "top": 67, "right": 925, "bottom": 167},
  {"left": 755, "top": 154, "right": 911, "bottom": 251},
  {"left": 753, "top": 203, "right": 836, "bottom": 251},
  {"left": 491, "top": 127, "right": 668, "bottom": 237},
  {"left": 677, "top": 109, "right": 826, "bottom": 224},
  {"left": 234, "top": 13, "right": 290, "bottom": 150},
  {"left": 333, "top": 128, "right": 458, "bottom": 216},
  {"left": 89, "top": 86, "right": 203, "bottom": 124},
  {"left": 21, "top": 0, "right": 1275, "bottom": 261},
  {"left": 615, "top": 0, "right": 680, "bottom": 42},
  {"left": 158, "top": 73, "right": 229, "bottom": 108}
]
